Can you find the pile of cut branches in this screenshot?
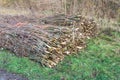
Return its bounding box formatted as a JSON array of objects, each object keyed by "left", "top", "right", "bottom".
[{"left": 0, "top": 15, "right": 98, "bottom": 67}]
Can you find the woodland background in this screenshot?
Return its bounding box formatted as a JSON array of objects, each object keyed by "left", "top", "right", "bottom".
[{"left": 0, "top": 0, "right": 120, "bottom": 30}]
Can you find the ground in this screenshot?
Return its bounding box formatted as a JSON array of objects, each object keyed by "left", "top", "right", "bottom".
[
  {"left": 0, "top": 69, "right": 28, "bottom": 80},
  {"left": 0, "top": 30, "right": 120, "bottom": 80}
]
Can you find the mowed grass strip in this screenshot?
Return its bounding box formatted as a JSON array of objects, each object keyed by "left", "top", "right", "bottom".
[{"left": 0, "top": 31, "right": 120, "bottom": 80}]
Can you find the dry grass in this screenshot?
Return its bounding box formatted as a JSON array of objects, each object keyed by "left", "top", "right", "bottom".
[
  {"left": 0, "top": 7, "right": 30, "bottom": 16},
  {"left": 0, "top": 0, "right": 119, "bottom": 18},
  {"left": 94, "top": 18, "right": 120, "bottom": 32}
]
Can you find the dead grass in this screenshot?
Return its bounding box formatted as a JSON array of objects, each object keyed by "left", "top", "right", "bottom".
[
  {"left": 95, "top": 18, "right": 120, "bottom": 32},
  {"left": 0, "top": 7, "right": 30, "bottom": 16}
]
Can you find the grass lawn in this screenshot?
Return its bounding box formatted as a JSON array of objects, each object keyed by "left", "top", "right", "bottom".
[{"left": 0, "top": 31, "right": 120, "bottom": 80}]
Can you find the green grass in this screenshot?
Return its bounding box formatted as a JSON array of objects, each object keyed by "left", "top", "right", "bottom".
[{"left": 0, "top": 31, "right": 120, "bottom": 80}]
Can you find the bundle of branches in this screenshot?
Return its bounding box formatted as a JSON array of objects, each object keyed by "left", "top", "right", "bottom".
[
  {"left": 40, "top": 14, "right": 97, "bottom": 37},
  {"left": 0, "top": 15, "right": 98, "bottom": 67}
]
